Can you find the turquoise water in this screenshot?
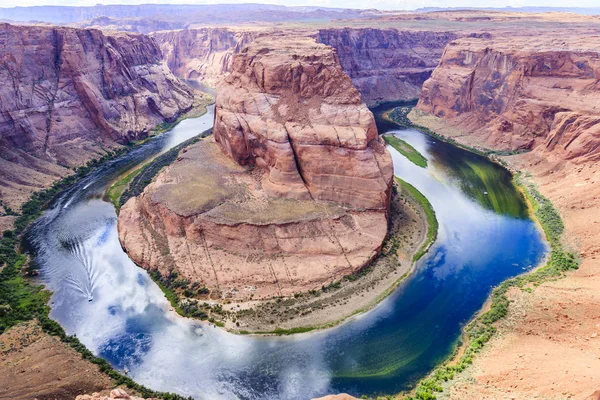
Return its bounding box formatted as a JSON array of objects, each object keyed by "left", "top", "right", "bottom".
[{"left": 25, "top": 103, "right": 547, "bottom": 399}]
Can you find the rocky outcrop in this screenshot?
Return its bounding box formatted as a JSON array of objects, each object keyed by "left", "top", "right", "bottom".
[
  {"left": 416, "top": 36, "right": 600, "bottom": 163},
  {"left": 318, "top": 28, "right": 458, "bottom": 105},
  {"left": 0, "top": 23, "right": 194, "bottom": 209},
  {"left": 152, "top": 28, "right": 264, "bottom": 87},
  {"left": 213, "top": 35, "right": 393, "bottom": 210},
  {"left": 118, "top": 37, "right": 393, "bottom": 300}
]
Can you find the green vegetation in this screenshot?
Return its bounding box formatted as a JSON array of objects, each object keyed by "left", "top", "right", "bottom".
[
  {"left": 118, "top": 128, "right": 212, "bottom": 209},
  {"left": 386, "top": 104, "right": 416, "bottom": 126},
  {"left": 402, "top": 175, "right": 578, "bottom": 400},
  {"left": 106, "top": 166, "right": 145, "bottom": 208},
  {"left": 395, "top": 178, "right": 438, "bottom": 261},
  {"left": 383, "top": 135, "right": 428, "bottom": 168},
  {"left": 149, "top": 269, "right": 216, "bottom": 321}
]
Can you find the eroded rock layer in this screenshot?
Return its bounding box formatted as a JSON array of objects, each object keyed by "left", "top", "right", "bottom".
[
  {"left": 0, "top": 23, "right": 193, "bottom": 209},
  {"left": 318, "top": 28, "right": 457, "bottom": 105},
  {"left": 152, "top": 28, "right": 264, "bottom": 88},
  {"left": 119, "top": 37, "right": 393, "bottom": 300},
  {"left": 416, "top": 36, "right": 600, "bottom": 163}
]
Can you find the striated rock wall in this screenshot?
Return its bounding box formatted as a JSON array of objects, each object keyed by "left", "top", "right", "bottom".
[
  {"left": 153, "top": 27, "right": 457, "bottom": 107},
  {"left": 119, "top": 37, "right": 393, "bottom": 300},
  {"left": 213, "top": 35, "right": 393, "bottom": 210},
  {"left": 317, "top": 28, "right": 457, "bottom": 105},
  {"left": 0, "top": 23, "right": 194, "bottom": 209},
  {"left": 416, "top": 36, "right": 600, "bottom": 163},
  {"left": 152, "top": 28, "right": 265, "bottom": 88}
]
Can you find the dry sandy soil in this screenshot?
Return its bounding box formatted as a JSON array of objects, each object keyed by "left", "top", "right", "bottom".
[
  {"left": 0, "top": 320, "right": 114, "bottom": 400},
  {"left": 443, "top": 156, "right": 600, "bottom": 400}
]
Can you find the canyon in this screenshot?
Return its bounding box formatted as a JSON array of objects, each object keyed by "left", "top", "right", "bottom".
[
  {"left": 0, "top": 23, "right": 195, "bottom": 212},
  {"left": 151, "top": 27, "right": 457, "bottom": 106},
  {"left": 118, "top": 35, "right": 394, "bottom": 301},
  {"left": 1, "top": 6, "right": 600, "bottom": 400}
]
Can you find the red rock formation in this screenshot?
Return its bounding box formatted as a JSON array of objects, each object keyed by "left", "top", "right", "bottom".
[
  {"left": 0, "top": 23, "right": 194, "bottom": 209},
  {"left": 213, "top": 35, "right": 393, "bottom": 210},
  {"left": 318, "top": 28, "right": 457, "bottom": 105},
  {"left": 152, "top": 28, "right": 265, "bottom": 87},
  {"left": 77, "top": 389, "right": 156, "bottom": 400},
  {"left": 118, "top": 37, "right": 393, "bottom": 300},
  {"left": 416, "top": 36, "right": 600, "bottom": 163}
]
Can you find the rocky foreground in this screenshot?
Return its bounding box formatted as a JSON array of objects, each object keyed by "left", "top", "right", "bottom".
[
  {"left": 0, "top": 23, "right": 194, "bottom": 210},
  {"left": 118, "top": 36, "right": 393, "bottom": 301}
]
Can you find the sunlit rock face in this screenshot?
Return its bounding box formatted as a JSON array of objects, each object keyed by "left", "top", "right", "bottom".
[
  {"left": 417, "top": 36, "right": 600, "bottom": 163},
  {"left": 213, "top": 35, "right": 393, "bottom": 210},
  {"left": 0, "top": 23, "right": 193, "bottom": 209},
  {"left": 152, "top": 27, "right": 264, "bottom": 88},
  {"left": 118, "top": 36, "right": 393, "bottom": 301}
]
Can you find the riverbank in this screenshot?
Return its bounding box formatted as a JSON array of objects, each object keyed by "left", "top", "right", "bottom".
[
  {"left": 0, "top": 94, "right": 213, "bottom": 400},
  {"left": 378, "top": 106, "right": 582, "bottom": 400}
]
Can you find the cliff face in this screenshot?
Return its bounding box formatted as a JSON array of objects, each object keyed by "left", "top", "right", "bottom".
[
  {"left": 416, "top": 37, "right": 600, "bottom": 163},
  {"left": 118, "top": 37, "right": 393, "bottom": 300},
  {"left": 0, "top": 23, "right": 194, "bottom": 209},
  {"left": 318, "top": 28, "right": 457, "bottom": 105},
  {"left": 153, "top": 27, "right": 457, "bottom": 107},
  {"left": 152, "top": 28, "right": 263, "bottom": 87},
  {"left": 214, "top": 36, "right": 393, "bottom": 210}
]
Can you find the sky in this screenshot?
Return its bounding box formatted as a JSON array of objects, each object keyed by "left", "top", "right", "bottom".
[{"left": 1, "top": 0, "right": 599, "bottom": 10}]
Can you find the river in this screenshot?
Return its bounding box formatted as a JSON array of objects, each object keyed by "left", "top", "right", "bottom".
[{"left": 24, "top": 103, "right": 547, "bottom": 399}]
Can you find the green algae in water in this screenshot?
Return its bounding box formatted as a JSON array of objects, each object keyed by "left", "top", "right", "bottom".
[
  {"left": 433, "top": 147, "right": 529, "bottom": 218},
  {"left": 384, "top": 135, "right": 428, "bottom": 168}
]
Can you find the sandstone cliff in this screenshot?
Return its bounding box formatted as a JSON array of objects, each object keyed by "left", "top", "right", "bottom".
[
  {"left": 213, "top": 35, "right": 393, "bottom": 210},
  {"left": 416, "top": 36, "right": 600, "bottom": 163},
  {"left": 412, "top": 34, "right": 600, "bottom": 400},
  {"left": 152, "top": 28, "right": 264, "bottom": 88},
  {"left": 77, "top": 389, "right": 156, "bottom": 400},
  {"left": 152, "top": 27, "right": 457, "bottom": 107},
  {"left": 318, "top": 28, "right": 457, "bottom": 105},
  {"left": 0, "top": 23, "right": 194, "bottom": 209},
  {"left": 118, "top": 37, "right": 393, "bottom": 300}
]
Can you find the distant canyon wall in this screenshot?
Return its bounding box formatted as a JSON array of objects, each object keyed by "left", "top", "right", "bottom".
[
  {"left": 0, "top": 23, "right": 193, "bottom": 209},
  {"left": 153, "top": 27, "right": 457, "bottom": 106},
  {"left": 416, "top": 36, "right": 600, "bottom": 163},
  {"left": 317, "top": 28, "right": 458, "bottom": 105},
  {"left": 152, "top": 28, "right": 265, "bottom": 88}
]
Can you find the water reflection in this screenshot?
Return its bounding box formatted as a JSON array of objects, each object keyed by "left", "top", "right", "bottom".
[{"left": 25, "top": 104, "right": 546, "bottom": 399}]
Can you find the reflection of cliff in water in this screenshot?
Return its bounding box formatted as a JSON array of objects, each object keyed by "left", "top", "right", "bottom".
[{"left": 373, "top": 102, "right": 528, "bottom": 219}]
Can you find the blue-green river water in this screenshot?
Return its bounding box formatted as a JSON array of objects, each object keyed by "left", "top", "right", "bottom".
[{"left": 25, "top": 103, "right": 546, "bottom": 399}]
